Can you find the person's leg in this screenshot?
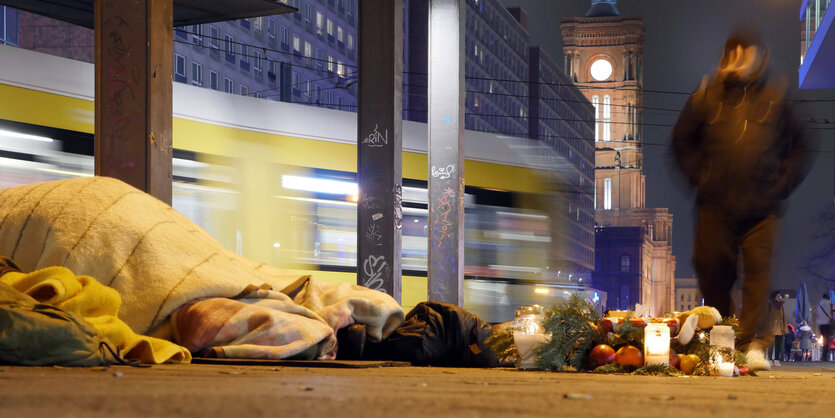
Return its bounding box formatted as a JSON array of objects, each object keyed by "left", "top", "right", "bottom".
[
  {"left": 820, "top": 324, "right": 832, "bottom": 361},
  {"left": 773, "top": 334, "right": 784, "bottom": 365},
  {"left": 739, "top": 215, "right": 778, "bottom": 352},
  {"left": 693, "top": 207, "right": 739, "bottom": 318}
]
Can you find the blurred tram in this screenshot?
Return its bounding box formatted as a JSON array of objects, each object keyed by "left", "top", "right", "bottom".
[{"left": 0, "top": 45, "right": 602, "bottom": 322}]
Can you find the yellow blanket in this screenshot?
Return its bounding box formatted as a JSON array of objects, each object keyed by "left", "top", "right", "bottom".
[{"left": 1, "top": 266, "right": 191, "bottom": 364}]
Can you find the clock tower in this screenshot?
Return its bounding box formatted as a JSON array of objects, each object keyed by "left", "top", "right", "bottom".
[{"left": 562, "top": 0, "right": 676, "bottom": 316}]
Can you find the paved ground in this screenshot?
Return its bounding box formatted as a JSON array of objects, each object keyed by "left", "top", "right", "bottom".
[{"left": 0, "top": 361, "right": 833, "bottom": 417}]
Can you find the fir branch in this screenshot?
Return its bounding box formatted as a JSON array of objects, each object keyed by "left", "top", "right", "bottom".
[
  {"left": 536, "top": 295, "right": 602, "bottom": 371},
  {"left": 484, "top": 330, "right": 517, "bottom": 363},
  {"left": 632, "top": 364, "right": 684, "bottom": 376}
]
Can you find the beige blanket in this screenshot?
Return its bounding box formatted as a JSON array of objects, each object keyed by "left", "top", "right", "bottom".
[{"left": 0, "top": 177, "right": 403, "bottom": 358}]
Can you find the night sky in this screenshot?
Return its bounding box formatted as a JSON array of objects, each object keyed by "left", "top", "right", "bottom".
[{"left": 500, "top": 0, "right": 835, "bottom": 295}]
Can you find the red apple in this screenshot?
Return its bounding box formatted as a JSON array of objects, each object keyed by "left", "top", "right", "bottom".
[
  {"left": 588, "top": 344, "right": 617, "bottom": 369},
  {"left": 668, "top": 348, "right": 680, "bottom": 368}
]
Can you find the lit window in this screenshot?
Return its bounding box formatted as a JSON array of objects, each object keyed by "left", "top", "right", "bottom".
[
  {"left": 293, "top": 35, "right": 300, "bottom": 53},
  {"left": 604, "top": 178, "right": 612, "bottom": 210},
  {"left": 240, "top": 85, "right": 248, "bottom": 96},
  {"left": 603, "top": 95, "right": 611, "bottom": 141},
  {"left": 592, "top": 95, "right": 599, "bottom": 141}
]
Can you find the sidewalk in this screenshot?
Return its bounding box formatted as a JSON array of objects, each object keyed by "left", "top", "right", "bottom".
[{"left": 1, "top": 361, "right": 833, "bottom": 417}]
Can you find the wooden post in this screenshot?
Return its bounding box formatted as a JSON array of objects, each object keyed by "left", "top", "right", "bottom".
[{"left": 95, "top": 0, "right": 173, "bottom": 204}]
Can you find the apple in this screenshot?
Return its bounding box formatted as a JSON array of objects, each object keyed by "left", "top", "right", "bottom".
[
  {"left": 668, "top": 348, "right": 680, "bottom": 368},
  {"left": 588, "top": 344, "right": 617, "bottom": 369}
]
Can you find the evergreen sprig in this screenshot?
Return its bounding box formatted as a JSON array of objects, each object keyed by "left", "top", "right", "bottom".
[
  {"left": 536, "top": 295, "right": 603, "bottom": 371},
  {"left": 484, "top": 330, "right": 517, "bottom": 363}
]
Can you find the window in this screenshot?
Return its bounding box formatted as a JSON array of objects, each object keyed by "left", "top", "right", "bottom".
[
  {"left": 316, "top": 12, "right": 324, "bottom": 35},
  {"left": 592, "top": 95, "right": 599, "bottom": 141},
  {"left": 240, "top": 85, "right": 248, "bottom": 96},
  {"left": 337, "top": 60, "right": 344, "bottom": 77},
  {"left": 280, "top": 25, "right": 289, "bottom": 47},
  {"left": 347, "top": 34, "right": 354, "bottom": 51},
  {"left": 224, "top": 77, "right": 233, "bottom": 93},
  {"left": 305, "top": 3, "right": 312, "bottom": 22},
  {"left": 327, "top": 56, "right": 334, "bottom": 72},
  {"left": 304, "top": 41, "right": 312, "bottom": 58},
  {"left": 0, "top": 7, "right": 19, "bottom": 46},
  {"left": 327, "top": 19, "right": 334, "bottom": 38},
  {"left": 191, "top": 24, "right": 202, "bottom": 46},
  {"left": 210, "top": 70, "right": 219, "bottom": 90},
  {"left": 337, "top": 26, "right": 344, "bottom": 43},
  {"left": 304, "top": 78, "right": 310, "bottom": 96},
  {"left": 267, "top": 18, "right": 276, "bottom": 41},
  {"left": 253, "top": 17, "right": 263, "bottom": 35},
  {"left": 225, "top": 34, "right": 235, "bottom": 63},
  {"left": 292, "top": 72, "right": 300, "bottom": 96},
  {"left": 191, "top": 62, "right": 203, "bottom": 86},
  {"left": 174, "top": 54, "right": 186, "bottom": 82},
  {"left": 315, "top": 48, "right": 324, "bottom": 70},
  {"left": 604, "top": 178, "right": 612, "bottom": 210},
  {"left": 293, "top": 35, "right": 301, "bottom": 53},
  {"left": 620, "top": 255, "right": 630, "bottom": 273},
  {"left": 240, "top": 44, "right": 248, "bottom": 63},
  {"left": 603, "top": 95, "right": 611, "bottom": 141},
  {"left": 254, "top": 50, "right": 263, "bottom": 78},
  {"left": 209, "top": 26, "right": 219, "bottom": 55}
]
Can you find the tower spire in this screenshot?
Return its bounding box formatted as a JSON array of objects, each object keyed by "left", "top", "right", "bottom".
[{"left": 586, "top": 0, "right": 620, "bottom": 17}]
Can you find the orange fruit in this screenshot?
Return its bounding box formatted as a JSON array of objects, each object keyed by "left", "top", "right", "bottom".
[
  {"left": 615, "top": 345, "right": 643, "bottom": 366},
  {"left": 680, "top": 354, "right": 701, "bottom": 374}
]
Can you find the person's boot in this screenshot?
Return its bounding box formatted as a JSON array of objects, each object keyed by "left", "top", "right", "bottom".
[{"left": 746, "top": 343, "right": 771, "bottom": 371}]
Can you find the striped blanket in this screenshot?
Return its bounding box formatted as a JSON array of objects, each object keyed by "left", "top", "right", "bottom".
[{"left": 0, "top": 177, "right": 403, "bottom": 359}]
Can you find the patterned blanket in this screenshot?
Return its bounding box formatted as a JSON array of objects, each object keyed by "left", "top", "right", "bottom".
[{"left": 0, "top": 177, "right": 403, "bottom": 359}]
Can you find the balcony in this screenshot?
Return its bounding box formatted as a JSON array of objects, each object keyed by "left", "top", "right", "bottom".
[
  {"left": 225, "top": 52, "right": 235, "bottom": 64},
  {"left": 240, "top": 60, "right": 250, "bottom": 72}
]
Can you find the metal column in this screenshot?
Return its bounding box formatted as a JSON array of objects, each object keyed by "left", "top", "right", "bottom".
[
  {"left": 357, "top": 0, "right": 403, "bottom": 302},
  {"left": 427, "top": 0, "right": 465, "bottom": 306},
  {"left": 95, "top": 0, "right": 173, "bottom": 204}
]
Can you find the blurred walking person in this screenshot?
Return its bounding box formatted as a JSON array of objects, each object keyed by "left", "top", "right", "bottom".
[
  {"left": 816, "top": 293, "right": 833, "bottom": 361},
  {"left": 671, "top": 25, "right": 810, "bottom": 371},
  {"left": 798, "top": 321, "right": 813, "bottom": 361}
]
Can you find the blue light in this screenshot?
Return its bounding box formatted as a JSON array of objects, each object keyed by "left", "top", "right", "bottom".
[{"left": 593, "top": 291, "right": 600, "bottom": 303}]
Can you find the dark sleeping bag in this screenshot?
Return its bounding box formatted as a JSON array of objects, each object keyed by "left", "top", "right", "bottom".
[{"left": 361, "top": 301, "right": 500, "bottom": 367}]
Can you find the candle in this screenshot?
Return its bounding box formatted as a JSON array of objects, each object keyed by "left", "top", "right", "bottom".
[
  {"left": 643, "top": 323, "right": 671, "bottom": 366},
  {"left": 513, "top": 332, "right": 550, "bottom": 370},
  {"left": 716, "top": 361, "right": 734, "bottom": 377}
]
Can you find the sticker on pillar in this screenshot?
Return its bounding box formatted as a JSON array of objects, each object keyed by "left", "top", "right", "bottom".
[
  {"left": 362, "top": 255, "right": 389, "bottom": 292},
  {"left": 365, "top": 224, "right": 383, "bottom": 245},
  {"left": 361, "top": 124, "right": 388, "bottom": 147},
  {"left": 372, "top": 212, "right": 383, "bottom": 221},
  {"left": 431, "top": 164, "right": 455, "bottom": 180},
  {"left": 393, "top": 184, "right": 402, "bottom": 230}
]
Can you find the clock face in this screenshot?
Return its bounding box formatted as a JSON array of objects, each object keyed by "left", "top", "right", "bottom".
[{"left": 590, "top": 59, "right": 613, "bottom": 81}]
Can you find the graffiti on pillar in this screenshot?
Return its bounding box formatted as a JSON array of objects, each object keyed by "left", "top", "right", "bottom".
[
  {"left": 102, "top": 6, "right": 140, "bottom": 150},
  {"left": 431, "top": 187, "right": 455, "bottom": 248},
  {"left": 431, "top": 164, "right": 455, "bottom": 180},
  {"left": 361, "top": 192, "right": 380, "bottom": 210},
  {"left": 365, "top": 224, "right": 383, "bottom": 245},
  {"left": 393, "top": 184, "right": 402, "bottom": 230},
  {"left": 361, "top": 124, "right": 388, "bottom": 147},
  {"left": 362, "top": 255, "right": 389, "bottom": 292}
]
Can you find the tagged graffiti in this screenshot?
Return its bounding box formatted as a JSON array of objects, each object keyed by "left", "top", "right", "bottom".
[
  {"left": 365, "top": 224, "right": 383, "bottom": 245},
  {"left": 431, "top": 164, "right": 455, "bottom": 180},
  {"left": 360, "top": 192, "right": 380, "bottom": 209},
  {"left": 362, "top": 255, "right": 389, "bottom": 292},
  {"left": 393, "top": 184, "right": 403, "bottom": 230},
  {"left": 361, "top": 124, "right": 388, "bottom": 147},
  {"left": 431, "top": 187, "right": 455, "bottom": 248}
]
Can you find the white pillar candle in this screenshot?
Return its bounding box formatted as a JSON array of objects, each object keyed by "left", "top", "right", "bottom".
[{"left": 513, "top": 332, "right": 550, "bottom": 370}]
